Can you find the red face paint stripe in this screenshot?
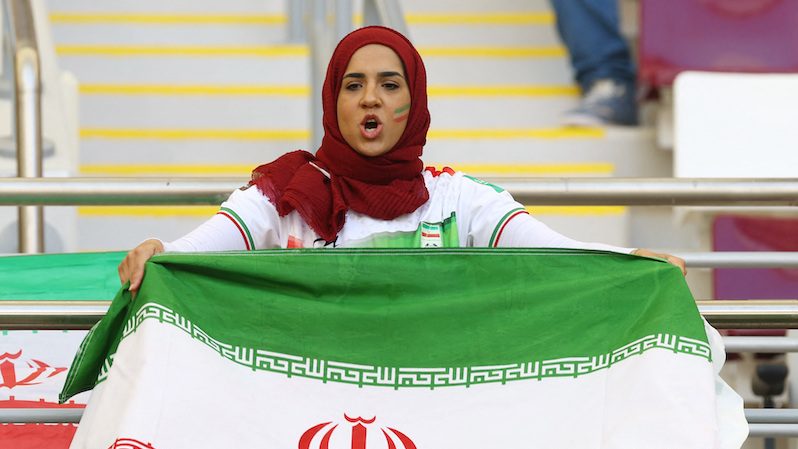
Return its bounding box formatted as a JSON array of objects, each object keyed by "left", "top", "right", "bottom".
[
  {"left": 217, "top": 211, "right": 252, "bottom": 250},
  {"left": 492, "top": 210, "right": 529, "bottom": 247}
]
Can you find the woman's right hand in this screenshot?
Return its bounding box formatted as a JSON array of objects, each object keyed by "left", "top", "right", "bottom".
[{"left": 118, "top": 239, "right": 164, "bottom": 294}]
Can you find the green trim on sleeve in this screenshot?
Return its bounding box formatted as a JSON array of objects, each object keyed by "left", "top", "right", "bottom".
[
  {"left": 463, "top": 174, "right": 505, "bottom": 193},
  {"left": 488, "top": 207, "right": 527, "bottom": 247},
  {"left": 219, "top": 207, "right": 256, "bottom": 250}
]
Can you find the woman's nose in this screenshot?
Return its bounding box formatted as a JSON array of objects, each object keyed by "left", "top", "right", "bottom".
[{"left": 360, "top": 84, "right": 380, "bottom": 107}]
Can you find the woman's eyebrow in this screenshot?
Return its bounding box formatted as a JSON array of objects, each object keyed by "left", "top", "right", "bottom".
[
  {"left": 378, "top": 71, "right": 404, "bottom": 78},
  {"left": 343, "top": 71, "right": 404, "bottom": 79}
]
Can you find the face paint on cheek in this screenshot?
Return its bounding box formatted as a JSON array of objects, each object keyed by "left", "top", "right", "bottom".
[{"left": 393, "top": 104, "right": 410, "bottom": 123}]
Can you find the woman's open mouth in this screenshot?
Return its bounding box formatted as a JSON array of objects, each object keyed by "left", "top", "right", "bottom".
[{"left": 360, "top": 115, "right": 383, "bottom": 139}]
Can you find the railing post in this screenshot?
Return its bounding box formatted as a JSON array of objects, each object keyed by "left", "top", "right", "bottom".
[
  {"left": 287, "top": 0, "right": 306, "bottom": 43},
  {"left": 362, "top": 0, "right": 410, "bottom": 38},
  {"left": 334, "top": 0, "right": 352, "bottom": 42},
  {"left": 308, "top": 0, "right": 332, "bottom": 150},
  {"left": 7, "top": 0, "right": 43, "bottom": 253}
]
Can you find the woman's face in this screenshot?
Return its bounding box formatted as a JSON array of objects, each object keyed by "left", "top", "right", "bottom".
[{"left": 337, "top": 44, "right": 411, "bottom": 157}]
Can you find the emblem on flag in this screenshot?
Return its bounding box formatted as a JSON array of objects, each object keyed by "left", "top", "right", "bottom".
[
  {"left": 106, "top": 438, "right": 155, "bottom": 449},
  {"left": 0, "top": 350, "right": 67, "bottom": 389},
  {"left": 299, "top": 414, "right": 417, "bottom": 449}
]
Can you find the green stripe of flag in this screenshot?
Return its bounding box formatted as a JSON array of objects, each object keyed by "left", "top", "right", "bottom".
[{"left": 61, "top": 248, "right": 705, "bottom": 400}]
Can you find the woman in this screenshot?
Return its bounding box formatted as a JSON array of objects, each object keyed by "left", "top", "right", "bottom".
[{"left": 118, "top": 26, "right": 684, "bottom": 291}]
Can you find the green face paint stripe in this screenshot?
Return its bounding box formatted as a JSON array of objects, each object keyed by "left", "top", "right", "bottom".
[
  {"left": 219, "top": 207, "right": 255, "bottom": 250},
  {"left": 489, "top": 207, "right": 526, "bottom": 247},
  {"left": 394, "top": 104, "right": 410, "bottom": 115}
]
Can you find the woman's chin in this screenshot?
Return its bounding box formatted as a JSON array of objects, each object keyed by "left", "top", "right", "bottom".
[{"left": 352, "top": 142, "right": 391, "bottom": 158}]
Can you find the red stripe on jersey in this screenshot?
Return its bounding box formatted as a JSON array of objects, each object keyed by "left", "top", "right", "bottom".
[
  {"left": 424, "top": 166, "right": 456, "bottom": 177},
  {"left": 492, "top": 210, "right": 529, "bottom": 247},
  {"left": 217, "top": 211, "right": 251, "bottom": 250}
]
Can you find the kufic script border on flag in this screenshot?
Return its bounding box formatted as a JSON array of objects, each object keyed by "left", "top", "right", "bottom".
[{"left": 81, "top": 302, "right": 712, "bottom": 390}]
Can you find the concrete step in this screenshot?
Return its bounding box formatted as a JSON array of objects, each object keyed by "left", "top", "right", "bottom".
[
  {"left": 79, "top": 95, "right": 310, "bottom": 129},
  {"left": 50, "top": 13, "right": 561, "bottom": 47},
  {"left": 402, "top": 0, "right": 552, "bottom": 13},
  {"left": 56, "top": 52, "right": 309, "bottom": 84},
  {"left": 78, "top": 140, "right": 303, "bottom": 167},
  {"left": 46, "top": 0, "right": 283, "bottom": 14},
  {"left": 75, "top": 127, "right": 663, "bottom": 178},
  {"left": 51, "top": 21, "right": 561, "bottom": 48},
  {"left": 51, "top": 23, "right": 288, "bottom": 46},
  {"left": 409, "top": 23, "right": 560, "bottom": 46},
  {"left": 78, "top": 93, "right": 579, "bottom": 129},
  {"left": 55, "top": 47, "right": 572, "bottom": 85}
]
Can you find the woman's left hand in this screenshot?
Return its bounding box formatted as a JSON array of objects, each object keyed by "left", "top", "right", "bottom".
[{"left": 632, "top": 249, "right": 687, "bottom": 276}]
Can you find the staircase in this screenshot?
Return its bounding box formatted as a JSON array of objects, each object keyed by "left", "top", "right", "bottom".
[{"left": 44, "top": 0, "right": 670, "bottom": 252}]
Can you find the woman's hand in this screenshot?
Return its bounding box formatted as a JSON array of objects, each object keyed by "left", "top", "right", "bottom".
[
  {"left": 118, "top": 239, "right": 164, "bottom": 294},
  {"left": 632, "top": 248, "right": 687, "bottom": 276}
]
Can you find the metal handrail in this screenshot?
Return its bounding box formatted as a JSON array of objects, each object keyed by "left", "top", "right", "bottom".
[
  {"left": 724, "top": 337, "right": 798, "bottom": 353},
  {"left": 749, "top": 423, "right": 798, "bottom": 437},
  {"left": 699, "top": 300, "right": 798, "bottom": 329},
  {"left": 2, "top": 300, "right": 798, "bottom": 330},
  {"left": 4, "top": 0, "right": 43, "bottom": 253},
  {"left": 0, "top": 300, "right": 109, "bottom": 330},
  {"left": 1, "top": 177, "right": 797, "bottom": 206},
  {"left": 679, "top": 252, "right": 798, "bottom": 268},
  {"left": 0, "top": 404, "right": 795, "bottom": 430}
]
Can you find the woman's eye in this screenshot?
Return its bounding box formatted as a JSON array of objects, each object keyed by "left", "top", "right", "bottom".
[
  {"left": 345, "top": 82, "right": 362, "bottom": 91},
  {"left": 383, "top": 82, "right": 399, "bottom": 90}
]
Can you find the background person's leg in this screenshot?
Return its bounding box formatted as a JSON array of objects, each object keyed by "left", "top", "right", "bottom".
[{"left": 550, "top": 0, "right": 638, "bottom": 125}]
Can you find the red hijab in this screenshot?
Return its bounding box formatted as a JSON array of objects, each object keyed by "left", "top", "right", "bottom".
[{"left": 250, "top": 26, "right": 430, "bottom": 242}]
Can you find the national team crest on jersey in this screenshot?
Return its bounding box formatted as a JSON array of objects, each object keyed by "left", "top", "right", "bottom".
[{"left": 419, "top": 222, "right": 442, "bottom": 247}]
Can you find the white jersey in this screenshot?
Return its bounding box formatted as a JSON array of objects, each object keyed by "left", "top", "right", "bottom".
[{"left": 163, "top": 169, "right": 633, "bottom": 254}]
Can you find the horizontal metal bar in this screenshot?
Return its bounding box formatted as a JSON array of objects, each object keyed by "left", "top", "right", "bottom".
[
  {"left": 746, "top": 409, "right": 798, "bottom": 424},
  {"left": 0, "top": 300, "right": 110, "bottom": 330},
  {"left": 499, "top": 178, "right": 798, "bottom": 206},
  {"left": 748, "top": 423, "right": 798, "bottom": 437},
  {"left": 2, "top": 408, "right": 795, "bottom": 431},
  {"left": 3, "top": 300, "right": 798, "bottom": 330},
  {"left": 0, "top": 177, "right": 797, "bottom": 206},
  {"left": 680, "top": 252, "right": 798, "bottom": 268},
  {"left": 0, "top": 177, "right": 244, "bottom": 205},
  {"left": 697, "top": 300, "right": 798, "bottom": 329},
  {"left": 724, "top": 336, "right": 798, "bottom": 353},
  {"left": 0, "top": 408, "right": 83, "bottom": 424}
]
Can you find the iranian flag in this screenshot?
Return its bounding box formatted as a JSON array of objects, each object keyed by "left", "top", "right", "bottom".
[{"left": 61, "top": 248, "right": 746, "bottom": 448}]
